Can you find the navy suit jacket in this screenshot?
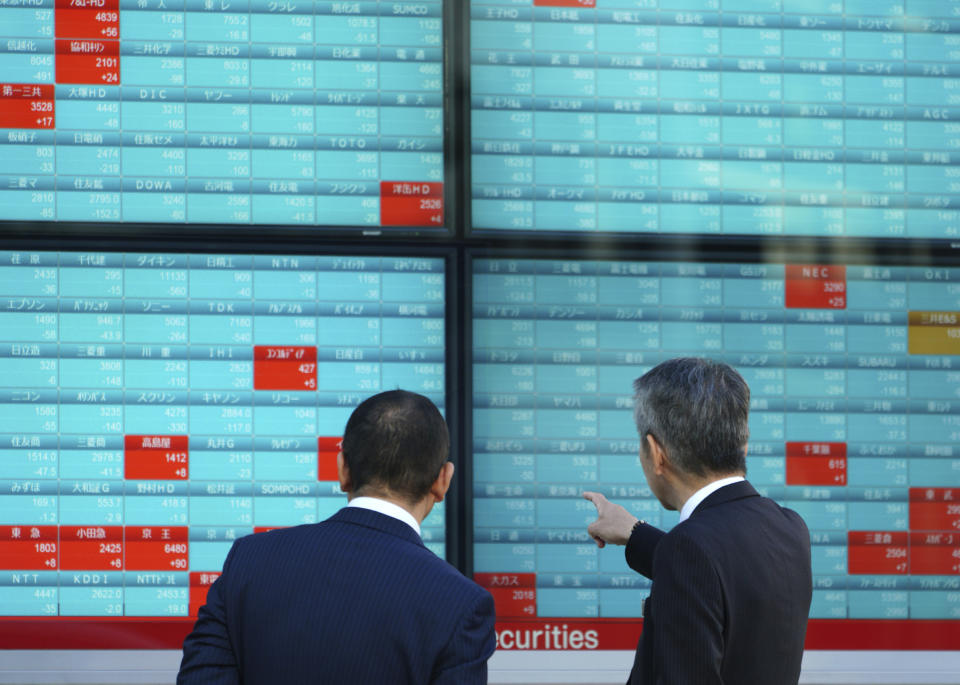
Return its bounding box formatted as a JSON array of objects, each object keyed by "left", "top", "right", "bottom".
[
  {"left": 177, "top": 507, "right": 496, "bottom": 685},
  {"left": 625, "top": 481, "right": 812, "bottom": 685}
]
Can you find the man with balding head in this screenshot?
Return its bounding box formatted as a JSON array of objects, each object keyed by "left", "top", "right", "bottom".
[
  {"left": 178, "top": 390, "right": 495, "bottom": 685},
  {"left": 585, "top": 358, "right": 812, "bottom": 684}
]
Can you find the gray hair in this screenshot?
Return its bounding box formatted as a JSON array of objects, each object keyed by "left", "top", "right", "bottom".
[{"left": 633, "top": 357, "right": 749, "bottom": 477}]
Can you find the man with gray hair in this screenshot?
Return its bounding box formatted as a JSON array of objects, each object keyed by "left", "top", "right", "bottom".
[{"left": 584, "top": 357, "right": 812, "bottom": 684}]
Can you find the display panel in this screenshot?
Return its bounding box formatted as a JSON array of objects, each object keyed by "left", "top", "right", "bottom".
[
  {"left": 472, "top": 256, "right": 960, "bottom": 648},
  {"left": 0, "top": 249, "right": 446, "bottom": 623},
  {"left": 0, "top": 1, "right": 445, "bottom": 229},
  {"left": 470, "top": 1, "right": 960, "bottom": 238}
]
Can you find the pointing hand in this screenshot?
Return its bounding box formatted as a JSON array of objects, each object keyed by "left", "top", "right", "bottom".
[{"left": 582, "top": 491, "right": 639, "bottom": 549}]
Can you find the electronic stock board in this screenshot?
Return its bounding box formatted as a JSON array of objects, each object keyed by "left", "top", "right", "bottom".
[
  {"left": 468, "top": 0, "right": 960, "bottom": 652},
  {"left": 0, "top": 250, "right": 447, "bottom": 643},
  {"left": 2, "top": 0, "right": 960, "bottom": 666},
  {"left": 472, "top": 256, "right": 960, "bottom": 650},
  {"left": 470, "top": 0, "right": 960, "bottom": 238},
  {"left": 0, "top": 1, "right": 446, "bottom": 229}
]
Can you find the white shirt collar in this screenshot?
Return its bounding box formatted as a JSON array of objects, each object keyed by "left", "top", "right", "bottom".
[
  {"left": 679, "top": 476, "right": 746, "bottom": 522},
  {"left": 347, "top": 496, "right": 421, "bottom": 536}
]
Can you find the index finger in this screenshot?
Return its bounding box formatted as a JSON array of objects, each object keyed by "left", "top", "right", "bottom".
[{"left": 582, "top": 491, "right": 607, "bottom": 509}]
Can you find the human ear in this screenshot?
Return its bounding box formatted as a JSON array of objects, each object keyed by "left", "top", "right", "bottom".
[
  {"left": 430, "top": 461, "right": 455, "bottom": 502},
  {"left": 336, "top": 452, "right": 353, "bottom": 494},
  {"left": 646, "top": 434, "right": 668, "bottom": 476}
]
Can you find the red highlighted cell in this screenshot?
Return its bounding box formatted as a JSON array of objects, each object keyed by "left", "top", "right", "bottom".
[
  {"left": 124, "top": 526, "right": 188, "bottom": 572},
  {"left": 318, "top": 436, "right": 342, "bottom": 481},
  {"left": 534, "top": 0, "right": 596, "bottom": 6},
  {"left": 253, "top": 527, "right": 287, "bottom": 534},
  {"left": 474, "top": 573, "right": 537, "bottom": 618},
  {"left": 847, "top": 531, "right": 909, "bottom": 575},
  {"left": 55, "top": 40, "right": 120, "bottom": 85},
  {"left": 60, "top": 526, "right": 123, "bottom": 571},
  {"left": 253, "top": 346, "right": 317, "bottom": 391},
  {"left": 124, "top": 435, "right": 189, "bottom": 480},
  {"left": 785, "top": 442, "right": 847, "bottom": 486},
  {"left": 0, "top": 526, "right": 58, "bottom": 570},
  {"left": 910, "top": 532, "right": 960, "bottom": 575},
  {"left": 380, "top": 181, "right": 444, "bottom": 227},
  {"left": 0, "top": 85, "right": 55, "bottom": 129},
  {"left": 910, "top": 488, "right": 960, "bottom": 531},
  {"left": 55, "top": 0, "right": 120, "bottom": 40},
  {"left": 189, "top": 571, "right": 220, "bottom": 616},
  {"left": 55, "top": 0, "right": 118, "bottom": 8},
  {"left": 487, "top": 588, "right": 537, "bottom": 618},
  {"left": 785, "top": 265, "right": 846, "bottom": 309}
]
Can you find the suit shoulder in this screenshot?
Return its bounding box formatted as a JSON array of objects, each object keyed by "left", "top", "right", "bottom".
[
  {"left": 664, "top": 516, "right": 715, "bottom": 544},
  {"left": 650, "top": 525, "right": 721, "bottom": 580},
  {"left": 227, "top": 522, "right": 328, "bottom": 557},
  {"left": 422, "top": 551, "right": 490, "bottom": 597},
  {"left": 776, "top": 502, "right": 808, "bottom": 523},
  {"left": 655, "top": 524, "right": 713, "bottom": 560},
  {"left": 776, "top": 503, "right": 812, "bottom": 540},
  {"left": 671, "top": 495, "right": 807, "bottom": 543},
  {"left": 401, "top": 547, "right": 492, "bottom": 609},
  {"left": 752, "top": 495, "right": 810, "bottom": 531},
  {"left": 244, "top": 522, "right": 318, "bottom": 543}
]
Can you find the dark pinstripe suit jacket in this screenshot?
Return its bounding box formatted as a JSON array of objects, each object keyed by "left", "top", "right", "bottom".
[
  {"left": 625, "top": 481, "right": 812, "bottom": 685},
  {"left": 177, "top": 507, "right": 495, "bottom": 685}
]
